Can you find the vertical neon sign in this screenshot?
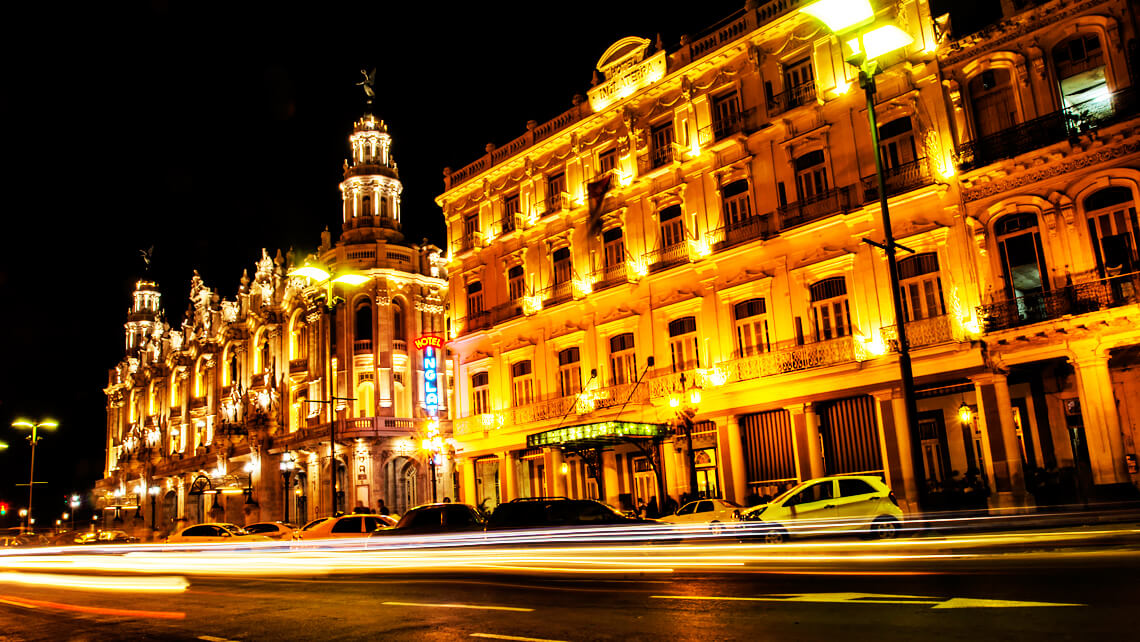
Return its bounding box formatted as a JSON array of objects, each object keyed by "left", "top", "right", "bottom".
[{"left": 414, "top": 335, "right": 444, "bottom": 416}]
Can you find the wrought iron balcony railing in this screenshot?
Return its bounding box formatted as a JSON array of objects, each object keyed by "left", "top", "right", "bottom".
[
  {"left": 977, "top": 272, "right": 1140, "bottom": 332},
  {"left": 590, "top": 263, "right": 629, "bottom": 291},
  {"left": 708, "top": 213, "right": 775, "bottom": 251},
  {"left": 862, "top": 157, "right": 935, "bottom": 201},
  {"left": 767, "top": 82, "right": 817, "bottom": 117},
  {"left": 778, "top": 186, "right": 854, "bottom": 230},
  {"left": 539, "top": 281, "right": 574, "bottom": 308},
  {"left": 720, "top": 336, "right": 858, "bottom": 383},
  {"left": 492, "top": 300, "right": 526, "bottom": 324},
  {"left": 645, "top": 242, "right": 690, "bottom": 273},
  {"left": 698, "top": 108, "right": 759, "bottom": 145},
  {"left": 957, "top": 85, "right": 1140, "bottom": 172}
]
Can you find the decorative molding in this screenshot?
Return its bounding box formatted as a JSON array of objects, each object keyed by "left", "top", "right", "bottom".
[{"left": 963, "top": 140, "right": 1140, "bottom": 202}]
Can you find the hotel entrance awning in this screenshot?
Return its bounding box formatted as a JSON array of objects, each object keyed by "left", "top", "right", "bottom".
[{"left": 526, "top": 421, "right": 670, "bottom": 449}]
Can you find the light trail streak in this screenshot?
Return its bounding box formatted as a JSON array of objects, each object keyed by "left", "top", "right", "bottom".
[
  {"left": 0, "top": 571, "right": 188, "bottom": 592},
  {"left": 470, "top": 634, "right": 568, "bottom": 642},
  {"left": 0, "top": 593, "right": 186, "bottom": 620},
  {"left": 382, "top": 601, "right": 534, "bottom": 612}
]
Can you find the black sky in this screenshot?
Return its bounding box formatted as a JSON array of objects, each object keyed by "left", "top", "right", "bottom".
[{"left": 0, "top": 0, "right": 993, "bottom": 522}]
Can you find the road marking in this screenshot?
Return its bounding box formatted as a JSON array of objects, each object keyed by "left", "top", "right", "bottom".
[
  {"left": 470, "top": 634, "right": 567, "bottom": 642},
  {"left": 0, "top": 593, "right": 186, "bottom": 620},
  {"left": 652, "top": 592, "right": 1085, "bottom": 609},
  {"left": 382, "top": 601, "right": 534, "bottom": 612}
]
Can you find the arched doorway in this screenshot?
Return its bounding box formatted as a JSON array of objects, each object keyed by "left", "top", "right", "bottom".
[{"left": 162, "top": 491, "right": 177, "bottom": 529}]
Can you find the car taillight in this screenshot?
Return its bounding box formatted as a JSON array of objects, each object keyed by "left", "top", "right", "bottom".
[{"left": 887, "top": 491, "right": 899, "bottom": 507}]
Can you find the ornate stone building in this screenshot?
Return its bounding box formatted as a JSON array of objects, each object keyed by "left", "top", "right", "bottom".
[
  {"left": 98, "top": 109, "right": 450, "bottom": 533},
  {"left": 438, "top": 0, "right": 1140, "bottom": 515}
]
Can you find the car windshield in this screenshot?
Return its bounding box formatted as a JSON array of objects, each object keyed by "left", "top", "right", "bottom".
[
  {"left": 301, "top": 518, "right": 330, "bottom": 531},
  {"left": 219, "top": 524, "right": 247, "bottom": 535},
  {"left": 770, "top": 485, "right": 800, "bottom": 505},
  {"left": 244, "top": 524, "right": 276, "bottom": 534}
]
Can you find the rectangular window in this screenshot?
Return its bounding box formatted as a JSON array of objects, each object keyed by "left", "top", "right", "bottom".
[
  {"left": 734, "top": 298, "right": 771, "bottom": 357},
  {"left": 466, "top": 281, "right": 484, "bottom": 316},
  {"left": 784, "top": 57, "right": 815, "bottom": 107},
  {"left": 552, "top": 247, "right": 572, "bottom": 285},
  {"left": 668, "top": 317, "right": 700, "bottom": 372},
  {"left": 507, "top": 265, "right": 526, "bottom": 301},
  {"left": 650, "top": 120, "right": 674, "bottom": 168},
  {"left": 609, "top": 333, "right": 638, "bottom": 385},
  {"left": 722, "top": 180, "right": 753, "bottom": 227},
  {"left": 810, "top": 278, "right": 852, "bottom": 340},
  {"left": 471, "top": 371, "right": 490, "bottom": 416},
  {"left": 502, "top": 193, "right": 519, "bottom": 234},
  {"left": 879, "top": 117, "right": 918, "bottom": 170},
  {"left": 712, "top": 91, "right": 742, "bottom": 139},
  {"left": 603, "top": 228, "right": 625, "bottom": 268},
  {"left": 795, "top": 150, "right": 829, "bottom": 201},
  {"left": 558, "top": 347, "right": 582, "bottom": 397},
  {"left": 598, "top": 148, "right": 617, "bottom": 175},
  {"left": 547, "top": 172, "right": 566, "bottom": 213},
  {"left": 511, "top": 361, "right": 535, "bottom": 407},
  {"left": 463, "top": 211, "right": 479, "bottom": 237},
  {"left": 660, "top": 205, "right": 686, "bottom": 248},
  {"left": 898, "top": 253, "right": 946, "bottom": 322}
]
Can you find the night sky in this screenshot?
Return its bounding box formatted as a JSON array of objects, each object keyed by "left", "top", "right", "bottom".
[{"left": 0, "top": 0, "right": 993, "bottom": 524}]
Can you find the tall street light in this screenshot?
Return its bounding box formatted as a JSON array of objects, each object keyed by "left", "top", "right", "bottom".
[
  {"left": 12, "top": 419, "right": 58, "bottom": 533},
  {"left": 280, "top": 453, "right": 296, "bottom": 524},
  {"left": 799, "top": 0, "right": 924, "bottom": 505},
  {"left": 288, "top": 263, "right": 371, "bottom": 517},
  {"left": 668, "top": 373, "right": 703, "bottom": 501}
]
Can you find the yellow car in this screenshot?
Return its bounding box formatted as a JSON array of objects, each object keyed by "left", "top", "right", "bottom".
[
  {"left": 166, "top": 523, "right": 272, "bottom": 544},
  {"left": 292, "top": 514, "right": 392, "bottom": 540},
  {"left": 739, "top": 475, "right": 904, "bottom": 543}
]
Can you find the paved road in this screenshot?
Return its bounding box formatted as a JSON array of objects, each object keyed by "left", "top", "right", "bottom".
[{"left": 1, "top": 546, "right": 1137, "bottom": 641}]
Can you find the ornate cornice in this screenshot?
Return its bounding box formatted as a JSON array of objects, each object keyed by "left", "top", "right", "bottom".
[{"left": 963, "top": 139, "right": 1140, "bottom": 202}]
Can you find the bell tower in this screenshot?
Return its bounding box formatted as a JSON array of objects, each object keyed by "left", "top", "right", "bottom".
[{"left": 339, "top": 112, "right": 404, "bottom": 244}]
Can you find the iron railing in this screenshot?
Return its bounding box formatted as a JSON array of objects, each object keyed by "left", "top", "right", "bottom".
[
  {"left": 903, "top": 315, "right": 956, "bottom": 348},
  {"left": 977, "top": 272, "right": 1140, "bottom": 332},
  {"left": 590, "top": 263, "right": 628, "bottom": 291},
  {"left": 492, "top": 300, "right": 525, "bottom": 324},
  {"left": 862, "top": 157, "right": 935, "bottom": 201},
  {"left": 455, "top": 311, "right": 492, "bottom": 336},
  {"left": 718, "top": 337, "right": 858, "bottom": 383},
  {"left": 644, "top": 242, "right": 690, "bottom": 273},
  {"left": 708, "top": 213, "right": 775, "bottom": 251},
  {"left": 539, "top": 281, "right": 574, "bottom": 308},
  {"left": 957, "top": 86, "right": 1140, "bottom": 171},
  {"left": 778, "top": 185, "right": 854, "bottom": 229},
  {"left": 699, "top": 108, "right": 759, "bottom": 145},
  {"left": 767, "top": 82, "right": 816, "bottom": 117},
  {"left": 353, "top": 339, "right": 372, "bottom": 354}
]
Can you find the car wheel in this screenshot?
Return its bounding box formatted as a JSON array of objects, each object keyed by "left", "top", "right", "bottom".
[
  {"left": 763, "top": 526, "right": 788, "bottom": 544},
  {"left": 870, "top": 516, "right": 900, "bottom": 539}
]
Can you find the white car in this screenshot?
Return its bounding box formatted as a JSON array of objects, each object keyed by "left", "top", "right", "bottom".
[
  {"left": 166, "top": 522, "right": 273, "bottom": 544},
  {"left": 293, "top": 514, "right": 393, "bottom": 540},
  {"left": 243, "top": 521, "right": 297, "bottom": 540},
  {"left": 658, "top": 498, "right": 742, "bottom": 533},
  {"left": 739, "top": 475, "right": 904, "bottom": 542}
]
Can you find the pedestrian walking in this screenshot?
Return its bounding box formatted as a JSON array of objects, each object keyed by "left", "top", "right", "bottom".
[{"left": 377, "top": 499, "right": 389, "bottom": 516}]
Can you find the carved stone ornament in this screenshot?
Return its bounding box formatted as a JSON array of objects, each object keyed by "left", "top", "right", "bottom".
[{"left": 963, "top": 140, "right": 1140, "bottom": 202}]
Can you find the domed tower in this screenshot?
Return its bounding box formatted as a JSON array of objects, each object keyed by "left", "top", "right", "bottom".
[
  {"left": 124, "top": 280, "right": 161, "bottom": 354},
  {"left": 339, "top": 112, "right": 404, "bottom": 244}
]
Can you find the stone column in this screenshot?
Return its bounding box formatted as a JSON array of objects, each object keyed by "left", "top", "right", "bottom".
[
  {"left": 973, "top": 373, "right": 1030, "bottom": 509},
  {"left": 722, "top": 416, "right": 748, "bottom": 504},
  {"left": 1072, "top": 353, "right": 1129, "bottom": 485},
  {"left": 788, "top": 403, "right": 824, "bottom": 480},
  {"left": 662, "top": 440, "right": 682, "bottom": 500},
  {"left": 500, "top": 451, "right": 517, "bottom": 503},
  {"left": 873, "top": 390, "right": 918, "bottom": 511},
  {"left": 460, "top": 457, "right": 477, "bottom": 506},
  {"left": 602, "top": 449, "right": 621, "bottom": 507},
  {"left": 548, "top": 449, "right": 568, "bottom": 497}
]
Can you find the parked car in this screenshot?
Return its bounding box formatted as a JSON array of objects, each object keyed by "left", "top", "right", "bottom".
[
  {"left": 486, "top": 497, "right": 655, "bottom": 533},
  {"left": 293, "top": 514, "right": 391, "bottom": 540},
  {"left": 739, "top": 475, "right": 903, "bottom": 542},
  {"left": 166, "top": 523, "right": 271, "bottom": 544},
  {"left": 243, "top": 521, "right": 297, "bottom": 540},
  {"left": 657, "top": 498, "right": 743, "bottom": 533},
  {"left": 370, "top": 503, "right": 484, "bottom": 539},
  {"left": 94, "top": 530, "right": 140, "bottom": 544}
]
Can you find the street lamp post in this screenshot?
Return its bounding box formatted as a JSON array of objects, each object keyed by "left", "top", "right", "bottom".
[
  {"left": 799, "top": 0, "right": 925, "bottom": 506},
  {"left": 280, "top": 453, "right": 295, "bottom": 523},
  {"left": 12, "top": 419, "right": 58, "bottom": 533},
  {"left": 288, "top": 263, "right": 371, "bottom": 518},
  {"left": 669, "top": 373, "right": 703, "bottom": 500},
  {"left": 148, "top": 486, "right": 160, "bottom": 532}
]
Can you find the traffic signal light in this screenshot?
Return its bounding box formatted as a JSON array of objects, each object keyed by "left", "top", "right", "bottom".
[{"left": 0, "top": 503, "right": 8, "bottom": 516}]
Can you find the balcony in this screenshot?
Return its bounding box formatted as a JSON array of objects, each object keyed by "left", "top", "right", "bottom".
[
  {"left": 639, "top": 145, "right": 674, "bottom": 174},
  {"left": 456, "top": 311, "right": 493, "bottom": 336},
  {"left": 957, "top": 86, "right": 1140, "bottom": 172},
  {"left": 539, "top": 281, "right": 574, "bottom": 308},
  {"left": 977, "top": 272, "right": 1140, "bottom": 333},
  {"left": 698, "top": 108, "right": 758, "bottom": 145},
  {"left": 902, "top": 315, "right": 956, "bottom": 349},
  {"left": 189, "top": 396, "right": 207, "bottom": 410},
  {"left": 643, "top": 242, "right": 690, "bottom": 274},
  {"left": 353, "top": 339, "right": 372, "bottom": 354},
  {"left": 393, "top": 339, "right": 407, "bottom": 353},
  {"left": 710, "top": 337, "right": 859, "bottom": 385},
  {"left": 492, "top": 300, "right": 525, "bottom": 324},
  {"left": 457, "top": 234, "right": 478, "bottom": 254},
  {"left": 778, "top": 186, "right": 854, "bottom": 230},
  {"left": 862, "top": 157, "right": 935, "bottom": 202},
  {"left": 338, "top": 416, "right": 424, "bottom": 440},
  {"left": 767, "top": 82, "right": 816, "bottom": 117},
  {"left": 709, "top": 213, "right": 775, "bottom": 252},
  {"left": 590, "top": 263, "right": 628, "bottom": 292}
]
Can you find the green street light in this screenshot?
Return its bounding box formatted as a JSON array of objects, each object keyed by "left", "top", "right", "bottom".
[
  {"left": 287, "top": 262, "right": 371, "bottom": 518},
  {"left": 12, "top": 419, "right": 59, "bottom": 533},
  {"left": 799, "top": 0, "right": 924, "bottom": 507}
]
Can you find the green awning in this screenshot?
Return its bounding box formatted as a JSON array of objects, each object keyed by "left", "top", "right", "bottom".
[{"left": 526, "top": 421, "right": 670, "bottom": 448}]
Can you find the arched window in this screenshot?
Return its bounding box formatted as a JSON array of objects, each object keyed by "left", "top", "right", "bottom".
[
  {"left": 194, "top": 360, "right": 206, "bottom": 398},
  {"left": 354, "top": 301, "right": 373, "bottom": 341},
  {"left": 734, "top": 298, "right": 770, "bottom": 356},
  {"left": 995, "top": 212, "right": 1049, "bottom": 299},
  {"left": 259, "top": 335, "right": 271, "bottom": 374},
  {"left": 380, "top": 196, "right": 389, "bottom": 219},
  {"left": 668, "top": 316, "right": 700, "bottom": 372},
  {"left": 809, "top": 277, "right": 852, "bottom": 340},
  {"left": 968, "top": 69, "right": 1017, "bottom": 139},
  {"left": 898, "top": 253, "right": 946, "bottom": 322},
  {"left": 1052, "top": 33, "right": 1106, "bottom": 109},
  {"left": 356, "top": 381, "right": 374, "bottom": 418},
  {"left": 291, "top": 318, "right": 308, "bottom": 361},
  {"left": 361, "top": 194, "right": 372, "bottom": 218},
  {"left": 1084, "top": 187, "right": 1139, "bottom": 276},
  {"left": 392, "top": 300, "right": 405, "bottom": 342}
]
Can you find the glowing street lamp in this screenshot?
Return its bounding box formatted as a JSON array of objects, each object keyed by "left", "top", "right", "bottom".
[
  {"left": 800, "top": 0, "right": 925, "bottom": 506},
  {"left": 288, "top": 262, "right": 372, "bottom": 517},
  {"left": 12, "top": 419, "right": 58, "bottom": 533},
  {"left": 280, "top": 453, "right": 296, "bottom": 523}
]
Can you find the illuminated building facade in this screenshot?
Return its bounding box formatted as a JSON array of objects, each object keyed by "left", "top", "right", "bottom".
[
  {"left": 438, "top": 0, "right": 1140, "bottom": 515},
  {"left": 98, "top": 111, "right": 451, "bottom": 532}
]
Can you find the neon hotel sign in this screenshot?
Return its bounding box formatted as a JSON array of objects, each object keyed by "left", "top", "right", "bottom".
[{"left": 414, "top": 335, "right": 444, "bottom": 416}]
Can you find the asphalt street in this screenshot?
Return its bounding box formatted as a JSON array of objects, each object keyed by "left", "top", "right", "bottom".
[{"left": 1, "top": 547, "right": 1137, "bottom": 641}]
